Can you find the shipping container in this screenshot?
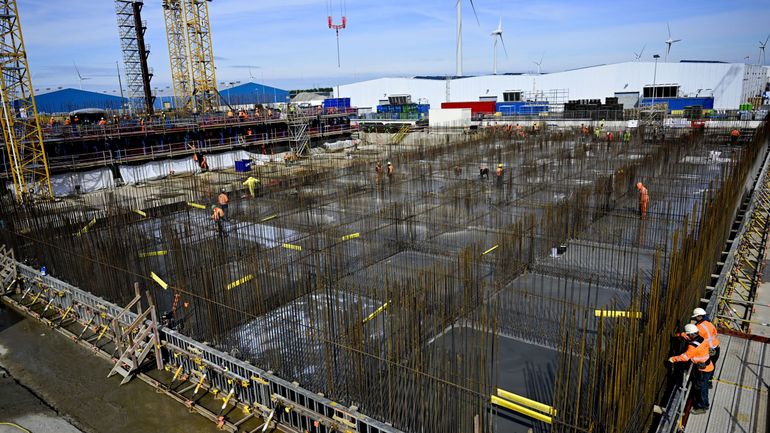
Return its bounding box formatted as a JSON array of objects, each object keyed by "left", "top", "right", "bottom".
[
  {"left": 638, "top": 97, "right": 714, "bottom": 112},
  {"left": 441, "top": 101, "right": 496, "bottom": 115},
  {"left": 323, "top": 98, "right": 351, "bottom": 109}
]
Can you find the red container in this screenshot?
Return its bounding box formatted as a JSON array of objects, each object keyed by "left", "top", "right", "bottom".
[{"left": 441, "top": 101, "right": 497, "bottom": 115}]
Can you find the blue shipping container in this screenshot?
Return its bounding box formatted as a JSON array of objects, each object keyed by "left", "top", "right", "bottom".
[{"left": 638, "top": 97, "right": 714, "bottom": 112}]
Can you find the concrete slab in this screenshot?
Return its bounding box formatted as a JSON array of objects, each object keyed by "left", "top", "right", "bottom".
[{"left": 0, "top": 304, "right": 218, "bottom": 433}]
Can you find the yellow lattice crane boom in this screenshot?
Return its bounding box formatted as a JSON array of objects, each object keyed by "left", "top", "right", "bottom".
[
  {"left": 0, "top": 0, "right": 51, "bottom": 201},
  {"left": 162, "top": 0, "right": 218, "bottom": 114},
  {"left": 162, "top": 0, "right": 192, "bottom": 111}
]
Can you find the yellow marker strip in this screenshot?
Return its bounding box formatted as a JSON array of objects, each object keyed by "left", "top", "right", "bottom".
[
  {"left": 594, "top": 310, "right": 642, "bottom": 319},
  {"left": 134, "top": 209, "right": 147, "bottom": 217},
  {"left": 496, "top": 388, "right": 557, "bottom": 416},
  {"left": 150, "top": 272, "right": 169, "bottom": 290},
  {"left": 362, "top": 301, "right": 389, "bottom": 324},
  {"left": 76, "top": 218, "right": 97, "bottom": 236},
  {"left": 226, "top": 274, "right": 254, "bottom": 290},
  {"left": 139, "top": 250, "right": 168, "bottom": 258},
  {"left": 187, "top": 201, "right": 206, "bottom": 209},
  {"left": 341, "top": 232, "right": 360, "bottom": 241},
  {"left": 172, "top": 365, "right": 184, "bottom": 382},
  {"left": 96, "top": 324, "right": 109, "bottom": 342},
  {"left": 482, "top": 245, "right": 499, "bottom": 255},
  {"left": 260, "top": 214, "right": 277, "bottom": 222},
  {"left": 282, "top": 243, "right": 302, "bottom": 251},
  {"left": 491, "top": 395, "right": 552, "bottom": 424}
]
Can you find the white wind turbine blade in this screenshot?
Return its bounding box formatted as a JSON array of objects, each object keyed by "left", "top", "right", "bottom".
[
  {"left": 667, "top": 22, "right": 671, "bottom": 39},
  {"left": 468, "top": 0, "right": 480, "bottom": 26},
  {"left": 500, "top": 35, "right": 508, "bottom": 57}
]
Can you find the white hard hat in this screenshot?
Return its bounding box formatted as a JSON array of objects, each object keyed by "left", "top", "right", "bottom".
[
  {"left": 691, "top": 308, "right": 707, "bottom": 318},
  {"left": 684, "top": 324, "right": 699, "bottom": 335}
]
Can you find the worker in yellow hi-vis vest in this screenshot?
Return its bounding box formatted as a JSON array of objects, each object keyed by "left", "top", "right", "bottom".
[{"left": 243, "top": 176, "right": 260, "bottom": 198}]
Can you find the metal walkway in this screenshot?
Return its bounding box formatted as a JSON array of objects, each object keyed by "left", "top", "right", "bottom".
[{"left": 684, "top": 333, "right": 769, "bottom": 433}]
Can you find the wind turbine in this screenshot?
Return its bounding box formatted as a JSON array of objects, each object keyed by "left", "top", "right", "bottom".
[
  {"left": 664, "top": 23, "right": 681, "bottom": 63},
  {"left": 759, "top": 33, "right": 769, "bottom": 65},
  {"left": 455, "top": 0, "right": 480, "bottom": 77},
  {"left": 73, "top": 62, "right": 90, "bottom": 90},
  {"left": 491, "top": 17, "right": 507, "bottom": 75},
  {"left": 533, "top": 54, "right": 543, "bottom": 75},
  {"left": 633, "top": 44, "right": 646, "bottom": 61}
]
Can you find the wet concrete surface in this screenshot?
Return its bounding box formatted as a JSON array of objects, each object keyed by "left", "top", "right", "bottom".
[{"left": 0, "top": 304, "right": 218, "bottom": 433}]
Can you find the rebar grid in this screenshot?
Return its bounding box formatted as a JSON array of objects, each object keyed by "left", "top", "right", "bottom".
[{"left": 0, "top": 123, "right": 765, "bottom": 433}]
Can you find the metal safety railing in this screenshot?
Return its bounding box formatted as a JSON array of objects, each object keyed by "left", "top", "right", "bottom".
[{"left": 0, "top": 251, "right": 402, "bottom": 433}]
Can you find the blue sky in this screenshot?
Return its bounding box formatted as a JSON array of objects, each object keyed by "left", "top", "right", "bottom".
[{"left": 19, "top": 0, "right": 770, "bottom": 94}]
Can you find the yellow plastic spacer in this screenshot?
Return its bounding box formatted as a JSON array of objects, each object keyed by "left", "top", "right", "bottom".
[
  {"left": 150, "top": 272, "right": 169, "bottom": 290},
  {"left": 134, "top": 209, "right": 147, "bottom": 217},
  {"left": 341, "top": 232, "right": 360, "bottom": 241},
  {"left": 362, "top": 301, "right": 390, "bottom": 324},
  {"left": 139, "top": 250, "right": 168, "bottom": 258},
  {"left": 594, "top": 310, "right": 642, "bottom": 319},
  {"left": 482, "top": 245, "right": 499, "bottom": 255},
  {"left": 282, "top": 243, "right": 302, "bottom": 251},
  {"left": 186, "top": 201, "right": 206, "bottom": 210},
  {"left": 491, "top": 395, "right": 552, "bottom": 424},
  {"left": 226, "top": 274, "right": 254, "bottom": 290},
  {"left": 496, "top": 388, "right": 557, "bottom": 415}
]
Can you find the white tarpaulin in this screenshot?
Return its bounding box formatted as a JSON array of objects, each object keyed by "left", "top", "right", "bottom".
[
  {"left": 50, "top": 168, "right": 114, "bottom": 197},
  {"left": 322, "top": 139, "right": 358, "bottom": 152},
  {"left": 119, "top": 158, "right": 197, "bottom": 184}
]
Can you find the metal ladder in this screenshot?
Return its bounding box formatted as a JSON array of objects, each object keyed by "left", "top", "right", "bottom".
[
  {"left": 108, "top": 288, "right": 163, "bottom": 384},
  {"left": 288, "top": 107, "right": 311, "bottom": 157},
  {"left": 0, "top": 245, "right": 17, "bottom": 293}
]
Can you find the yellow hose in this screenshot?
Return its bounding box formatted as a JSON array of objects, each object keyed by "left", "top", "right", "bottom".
[{"left": 0, "top": 422, "right": 32, "bottom": 433}]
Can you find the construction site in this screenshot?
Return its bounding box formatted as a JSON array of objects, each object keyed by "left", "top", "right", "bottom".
[{"left": 1, "top": 1, "right": 770, "bottom": 433}]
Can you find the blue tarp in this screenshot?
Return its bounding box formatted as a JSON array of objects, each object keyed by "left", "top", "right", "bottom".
[
  {"left": 33, "top": 88, "right": 125, "bottom": 113},
  {"left": 218, "top": 82, "right": 290, "bottom": 105}
]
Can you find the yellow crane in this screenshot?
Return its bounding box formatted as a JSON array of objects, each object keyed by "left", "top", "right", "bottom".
[
  {"left": 162, "top": 0, "right": 219, "bottom": 114},
  {"left": 0, "top": 0, "right": 51, "bottom": 201}
]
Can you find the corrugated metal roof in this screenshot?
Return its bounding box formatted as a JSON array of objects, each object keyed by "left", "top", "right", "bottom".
[{"left": 34, "top": 88, "right": 124, "bottom": 113}]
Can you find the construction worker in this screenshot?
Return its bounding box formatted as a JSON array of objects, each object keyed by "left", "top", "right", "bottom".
[
  {"left": 386, "top": 161, "right": 394, "bottom": 179},
  {"left": 636, "top": 182, "right": 649, "bottom": 219},
  {"left": 98, "top": 117, "right": 107, "bottom": 126},
  {"left": 453, "top": 163, "right": 462, "bottom": 177},
  {"left": 730, "top": 128, "right": 740, "bottom": 145},
  {"left": 682, "top": 308, "right": 721, "bottom": 368},
  {"left": 479, "top": 163, "right": 489, "bottom": 179},
  {"left": 495, "top": 163, "right": 504, "bottom": 187},
  {"left": 667, "top": 323, "right": 714, "bottom": 413},
  {"left": 211, "top": 205, "right": 225, "bottom": 237},
  {"left": 623, "top": 130, "right": 632, "bottom": 143},
  {"left": 217, "top": 189, "right": 229, "bottom": 217},
  {"left": 242, "top": 176, "right": 260, "bottom": 198},
  {"left": 375, "top": 162, "right": 383, "bottom": 181}
]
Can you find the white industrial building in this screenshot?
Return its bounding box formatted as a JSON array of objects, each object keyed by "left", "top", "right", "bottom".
[{"left": 339, "top": 62, "right": 769, "bottom": 110}]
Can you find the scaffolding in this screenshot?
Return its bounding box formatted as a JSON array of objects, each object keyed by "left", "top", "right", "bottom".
[
  {"left": 114, "top": 0, "right": 154, "bottom": 114},
  {"left": 182, "top": 0, "right": 218, "bottom": 113},
  {"left": 162, "top": 0, "right": 219, "bottom": 114},
  {"left": 162, "top": 0, "right": 192, "bottom": 112},
  {"left": 0, "top": 0, "right": 51, "bottom": 200}
]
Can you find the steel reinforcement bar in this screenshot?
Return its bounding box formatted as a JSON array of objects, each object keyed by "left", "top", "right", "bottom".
[{"left": 1, "top": 259, "right": 402, "bottom": 433}]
